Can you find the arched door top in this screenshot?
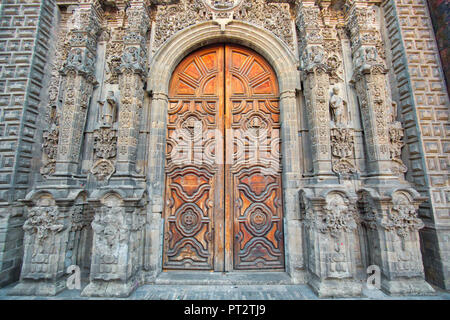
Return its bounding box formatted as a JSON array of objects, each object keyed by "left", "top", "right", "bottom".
[{"left": 147, "top": 21, "right": 300, "bottom": 96}]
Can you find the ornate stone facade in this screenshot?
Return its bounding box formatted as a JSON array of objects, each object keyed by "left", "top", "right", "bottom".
[{"left": 0, "top": 0, "right": 448, "bottom": 297}]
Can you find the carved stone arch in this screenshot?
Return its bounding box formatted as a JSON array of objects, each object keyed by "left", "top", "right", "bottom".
[{"left": 147, "top": 21, "right": 300, "bottom": 95}]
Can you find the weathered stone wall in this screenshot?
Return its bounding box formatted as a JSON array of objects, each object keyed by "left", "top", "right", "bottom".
[
  {"left": 0, "top": 0, "right": 57, "bottom": 287},
  {"left": 382, "top": 0, "right": 450, "bottom": 290},
  {"left": 426, "top": 0, "right": 449, "bottom": 94}
]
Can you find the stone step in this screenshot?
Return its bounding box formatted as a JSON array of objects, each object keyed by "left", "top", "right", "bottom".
[{"left": 155, "top": 272, "right": 293, "bottom": 285}]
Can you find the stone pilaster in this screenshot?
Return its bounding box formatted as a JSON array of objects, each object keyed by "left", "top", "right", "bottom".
[
  {"left": 115, "top": 1, "right": 150, "bottom": 177},
  {"left": 300, "top": 190, "right": 362, "bottom": 297},
  {"left": 346, "top": 2, "right": 399, "bottom": 177},
  {"left": 53, "top": 1, "right": 103, "bottom": 179},
  {"left": 82, "top": 191, "right": 147, "bottom": 297},
  {"left": 9, "top": 192, "right": 88, "bottom": 296},
  {"left": 358, "top": 189, "right": 434, "bottom": 295},
  {"left": 297, "top": 1, "right": 333, "bottom": 177}
]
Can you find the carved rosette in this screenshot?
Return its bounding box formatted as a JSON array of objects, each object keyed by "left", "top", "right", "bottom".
[
  {"left": 91, "top": 127, "right": 117, "bottom": 181},
  {"left": 330, "top": 127, "right": 356, "bottom": 176}
]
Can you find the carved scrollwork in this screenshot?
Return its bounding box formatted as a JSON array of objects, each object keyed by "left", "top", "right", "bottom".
[
  {"left": 321, "top": 193, "right": 357, "bottom": 238},
  {"left": 91, "top": 127, "right": 117, "bottom": 181},
  {"left": 383, "top": 193, "right": 424, "bottom": 238},
  {"left": 23, "top": 206, "right": 65, "bottom": 243},
  {"left": 330, "top": 127, "right": 356, "bottom": 176}
]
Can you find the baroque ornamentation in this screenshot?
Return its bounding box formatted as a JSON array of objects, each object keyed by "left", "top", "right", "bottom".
[
  {"left": 40, "top": 120, "right": 59, "bottom": 178},
  {"left": 91, "top": 127, "right": 117, "bottom": 181},
  {"left": 321, "top": 193, "right": 357, "bottom": 238},
  {"left": 330, "top": 127, "right": 356, "bottom": 175},
  {"left": 152, "top": 0, "right": 294, "bottom": 53},
  {"left": 389, "top": 102, "right": 408, "bottom": 175},
  {"left": 91, "top": 206, "right": 128, "bottom": 265},
  {"left": 383, "top": 193, "right": 424, "bottom": 238},
  {"left": 23, "top": 206, "right": 65, "bottom": 243}
]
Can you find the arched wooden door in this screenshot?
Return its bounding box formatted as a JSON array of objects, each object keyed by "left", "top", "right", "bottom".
[{"left": 163, "top": 44, "right": 284, "bottom": 271}]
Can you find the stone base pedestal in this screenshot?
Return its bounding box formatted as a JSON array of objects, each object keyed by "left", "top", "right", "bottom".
[
  {"left": 381, "top": 278, "right": 435, "bottom": 296},
  {"left": 81, "top": 280, "right": 139, "bottom": 298},
  {"left": 308, "top": 275, "right": 362, "bottom": 298},
  {"left": 8, "top": 279, "right": 66, "bottom": 296}
]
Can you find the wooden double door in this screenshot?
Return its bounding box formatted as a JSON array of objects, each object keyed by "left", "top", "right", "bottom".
[{"left": 163, "top": 44, "right": 284, "bottom": 271}]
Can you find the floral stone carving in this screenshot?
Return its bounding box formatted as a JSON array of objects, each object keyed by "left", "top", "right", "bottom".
[
  {"left": 91, "top": 127, "right": 117, "bottom": 181},
  {"left": 23, "top": 206, "right": 65, "bottom": 243}
]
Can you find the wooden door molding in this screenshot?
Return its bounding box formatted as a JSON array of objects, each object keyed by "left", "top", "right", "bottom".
[{"left": 163, "top": 44, "right": 284, "bottom": 271}]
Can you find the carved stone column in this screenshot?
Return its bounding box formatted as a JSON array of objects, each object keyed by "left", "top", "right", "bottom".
[
  {"left": 300, "top": 190, "right": 362, "bottom": 297},
  {"left": 115, "top": 1, "right": 150, "bottom": 177},
  {"left": 358, "top": 190, "right": 434, "bottom": 295},
  {"left": 297, "top": 1, "right": 333, "bottom": 177},
  {"left": 53, "top": 1, "right": 103, "bottom": 179},
  {"left": 346, "top": 2, "right": 398, "bottom": 177},
  {"left": 82, "top": 192, "right": 147, "bottom": 297}
]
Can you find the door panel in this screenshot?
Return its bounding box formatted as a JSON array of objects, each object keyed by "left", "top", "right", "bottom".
[
  {"left": 164, "top": 46, "right": 225, "bottom": 270},
  {"left": 224, "top": 45, "right": 284, "bottom": 270},
  {"left": 163, "top": 44, "right": 284, "bottom": 271}
]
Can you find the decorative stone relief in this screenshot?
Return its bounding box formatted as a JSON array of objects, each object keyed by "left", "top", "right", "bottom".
[
  {"left": 116, "top": 4, "right": 150, "bottom": 172},
  {"left": 56, "top": 3, "right": 103, "bottom": 170},
  {"left": 23, "top": 206, "right": 65, "bottom": 243},
  {"left": 321, "top": 193, "right": 357, "bottom": 238},
  {"left": 91, "top": 127, "right": 117, "bottom": 181},
  {"left": 40, "top": 118, "right": 59, "bottom": 178},
  {"left": 300, "top": 191, "right": 361, "bottom": 297},
  {"left": 388, "top": 102, "right": 407, "bottom": 175},
  {"left": 330, "top": 127, "right": 356, "bottom": 176},
  {"left": 347, "top": 4, "right": 396, "bottom": 174},
  {"left": 383, "top": 193, "right": 424, "bottom": 238},
  {"left": 152, "top": 0, "right": 294, "bottom": 54},
  {"left": 91, "top": 206, "right": 128, "bottom": 266},
  {"left": 105, "top": 28, "right": 125, "bottom": 84}
]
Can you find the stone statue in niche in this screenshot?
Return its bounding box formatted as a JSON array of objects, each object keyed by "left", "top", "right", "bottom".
[
  {"left": 329, "top": 87, "right": 348, "bottom": 126},
  {"left": 391, "top": 101, "right": 398, "bottom": 122},
  {"left": 98, "top": 91, "right": 118, "bottom": 127}
]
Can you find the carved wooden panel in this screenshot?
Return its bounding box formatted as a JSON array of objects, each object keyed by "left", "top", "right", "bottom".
[
  {"left": 164, "top": 46, "right": 225, "bottom": 270},
  {"left": 164, "top": 44, "right": 284, "bottom": 271},
  {"left": 225, "top": 45, "right": 284, "bottom": 270}
]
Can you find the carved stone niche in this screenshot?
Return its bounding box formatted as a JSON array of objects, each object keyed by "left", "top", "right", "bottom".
[
  {"left": 82, "top": 190, "right": 147, "bottom": 297},
  {"left": 357, "top": 189, "right": 435, "bottom": 296},
  {"left": 9, "top": 191, "right": 88, "bottom": 296},
  {"left": 300, "top": 189, "right": 362, "bottom": 298}
]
